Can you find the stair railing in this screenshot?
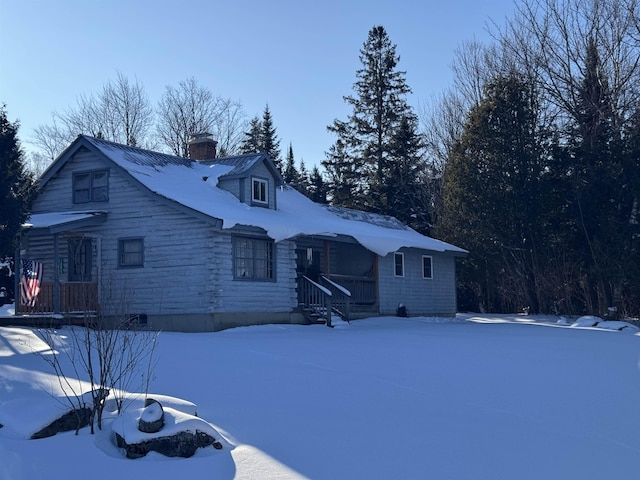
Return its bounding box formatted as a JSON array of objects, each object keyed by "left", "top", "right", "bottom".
[
  {"left": 298, "top": 275, "right": 333, "bottom": 327},
  {"left": 320, "top": 275, "right": 351, "bottom": 322}
]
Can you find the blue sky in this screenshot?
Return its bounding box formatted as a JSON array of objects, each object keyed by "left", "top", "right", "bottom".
[{"left": 1, "top": 0, "right": 515, "bottom": 167}]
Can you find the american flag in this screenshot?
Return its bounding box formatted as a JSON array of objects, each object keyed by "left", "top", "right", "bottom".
[{"left": 20, "top": 259, "right": 43, "bottom": 307}]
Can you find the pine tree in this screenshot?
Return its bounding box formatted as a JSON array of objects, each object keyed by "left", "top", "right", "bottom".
[
  {"left": 386, "top": 114, "right": 430, "bottom": 233},
  {"left": 297, "top": 158, "right": 310, "bottom": 195},
  {"left": 240, "top": 116, "right": 262, "bottom": 154},
  {"left": 322, "top": 139, "right": 362, "bottom": 208},
  {"left": 307, "top": 166, "right": 327, "bottom": 204},
  {"left": 260, "top": 104, "right": 281, "bottom": 170},
  {"left": 283, "top": 143, "right": 299, "bottom": 185},
  {"left": 325, "top": 25, "right": 415, "bottom": 214},
  {"left": 0, "top": 105, "right": 35, "bottom": 258}
]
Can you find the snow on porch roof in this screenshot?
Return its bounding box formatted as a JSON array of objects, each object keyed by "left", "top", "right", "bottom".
[
  {"left": 23, "top": 211, "right": 107, "bottom": 233},
  {"left": 81, "top": 136, "right": 466, "bottom": 257}
]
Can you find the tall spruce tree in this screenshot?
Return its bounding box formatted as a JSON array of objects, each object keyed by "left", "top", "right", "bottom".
[
  {"left": 0, "top": 106, "right": 35, "bottom": 258},
  {"left": 323, "top": 139, "right": 362, "bottom": 208},
  {"left": 386, "top": 114, "right": 430, "bottom": 233},
  {"left": 297, "top": 158, "right": 310, "bottom": 195},
  {"left": 307, "top": 165, "right": 328, "bottom": 204},
  {"left": 240, "top": 105, "right": 282, "bottom": 170},
  {"left": 260, "top": 104, "right": 281, "bottom": 170},
  {"left": 240, "top": 116, "right": 262, "bottom": 154},
  {"left": 283, "top": 143, "right": 299, "bottom": 185},
  {"left": 325, "top": 25, "right": 417, "bottom": 214}
]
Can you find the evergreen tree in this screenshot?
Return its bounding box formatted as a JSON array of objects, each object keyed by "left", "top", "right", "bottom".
[
  {"left": 386, "top": 114, "right": 430, "bottom": 233},
  {"left": 240, "top": 116, "right": 262, "bottom": 154},
  {"left": 565, "top": 37, "right": 632, "bottom": 313},
  {"left": 439, "top": 74, "right": 544, "bottom": 313},
  {"left": 325, "top": 25, "right": 417, "bottom": 214},
  {"left": 297, "top": 158, "right": 310, "bottom": 195},
  {"left": 307, "top": 165, "right": 328, "bottom": 204},
  {"left": 621, "top": 106, "right": 640, "bottom": 311},
  {"left": 260, "top": 104, "right": 281, "bottom": 170},
  {"left": 322, "top": 139, "right": 362, "bottom": 208},
  {"left": 240, "top": 105, "right": 282, "bottom": 171},
  {"left": 283, "top": 143, "right": 299, "bottom": 185},
  {"left": 0, "top": 105, "right": 35, "bottom": 258}
]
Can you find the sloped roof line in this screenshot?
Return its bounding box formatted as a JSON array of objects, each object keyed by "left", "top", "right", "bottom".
[{"left": 39, "top": 135, "right": 466, "bottom": 256}]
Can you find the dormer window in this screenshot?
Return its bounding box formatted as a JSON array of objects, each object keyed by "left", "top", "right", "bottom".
[{"left": 252, "top": 177, "right": 268, "bottom": 205}]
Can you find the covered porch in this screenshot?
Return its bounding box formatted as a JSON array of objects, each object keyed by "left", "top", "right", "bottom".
[
  {"left": 295, "top": 235, "right": 379, "bottom": 323},
  {"left": 16, "top": 211, "right": 106, "bottom": 317},
  {"left": 16, "top": 282, "right": 98, "bottom": 315}
]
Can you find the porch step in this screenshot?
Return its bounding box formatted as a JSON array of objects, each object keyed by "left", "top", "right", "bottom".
[{"left": 300, "top": 307, "right": 327, "bottom": 325}]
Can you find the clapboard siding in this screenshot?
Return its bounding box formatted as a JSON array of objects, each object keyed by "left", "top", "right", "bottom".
[
  {"left": 32, "top": 148, "right": 108, "bottom": 212},
  {"left": 24, "top": 139, "right": 462, "bottom": 329},
  {"left": 211, "top": 236, "right": 297, "bottom": 312},
  {"left": 244, "top": 162, "right": 277, "bottom": 209},
  {"left": 377, "top": 248, "right": 458, "bottom": 316},
  {"left": 217, "top": 177, "right": 241, "bottom": 201},
  {"left": 21, "top": 235, "right": 58, "bottom": 283},
  {"left": 27, "top": 147, "right": 298, "bottom": 321}
]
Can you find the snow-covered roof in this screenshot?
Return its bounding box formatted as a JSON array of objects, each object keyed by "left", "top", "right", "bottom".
[
  {"left": 23, "top": 211, "right": 107, "bottom": 233},
  {"left": 201, "top": 153, "right": 283, "bottom": 183},
  {"left": 63, "top": 136, "right": 466, "bottom": 257}
]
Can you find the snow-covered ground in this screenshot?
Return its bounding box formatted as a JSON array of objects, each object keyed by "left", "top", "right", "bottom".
[{"left": 0, "top": 312, "right": 639, "bottom": 479}]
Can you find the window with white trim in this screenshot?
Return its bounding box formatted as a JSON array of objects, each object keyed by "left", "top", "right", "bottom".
[
  {"left": 252, "top": 178, "right": 268, "bottom": 205},
  {"left": 422, "top": 255, "right": 433, "bottom": 279},
  {"left": 234, "top": 237, "right": 274, "bottom": 280},
  {"left": 119, "top": 238, "right": 144, "bottom": 268},
  {"left": 394, "top": 252, "right": 404, "bottom": 277}
]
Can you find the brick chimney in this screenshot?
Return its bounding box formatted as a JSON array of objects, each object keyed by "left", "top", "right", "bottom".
[{"left": 188, "top": 133, "right": 217, "bottom": 160}]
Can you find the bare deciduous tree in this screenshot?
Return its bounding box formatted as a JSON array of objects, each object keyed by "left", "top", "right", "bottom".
[
  {"left": 210, "top": 99, "right": 249, "bottom": 156},
  {"left": 37, "top": 263, "right": 159, "bottom": 434},
  {"left": 156, "top": 77, "right": 247, "bottom": 157},
  {"left": 31, "top": 72, "right": 154, "bottom": 159},
  {"left": 498, "top": 0, "right": 640, "bottom": 130},
  {"left": 25, "top": 151, "right": 53, "bottom": 177},
  {"left": 101, "top": 72, "right": 155, "bottom": 147},
  {"left": 31, "top": 118, "right": 71, "bottom": 161}
]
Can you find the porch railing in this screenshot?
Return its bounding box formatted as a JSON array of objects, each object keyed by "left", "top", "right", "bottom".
[
  {"left": 326, "top": 274, "right": 376, "bottom": 306},
  {"left": 297, "top": 275, "right": 333, "bottom": 327},
  {"left": 17, "top": 282, "right": 98, "bottom": 315},
  {"left": 320, "top": 275, "right": 351, "bottom": 322}
]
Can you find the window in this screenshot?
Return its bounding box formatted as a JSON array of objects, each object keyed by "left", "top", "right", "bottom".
[
  {"left": 73, "top": 170, "right": 109, "bottom": 203},
  {"left": 422, "top": 255, "right": 433, "bottom": 279},
  {"left": 252, "top": 178, "right": 268, "bottom": 205},
  {"left": 394, "top": 252, "right": 404, "bottom": 277},
  {"left": 119, "top": 238, "right": 144, "bottom": 267},
  {"left": 234, "top": 237, "right": 274, "bottom": 280},
  {"left": 68, "top": 237, "right": 92, "bottom": 281}
]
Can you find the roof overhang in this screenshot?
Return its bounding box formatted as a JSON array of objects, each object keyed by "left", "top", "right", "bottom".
[{"left": 22, "top": 211, "right": 108, "bottom": 235}]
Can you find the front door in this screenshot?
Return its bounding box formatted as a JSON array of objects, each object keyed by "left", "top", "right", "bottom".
[{"left": 68, "top": 237, "right": 92, "bottom": 282}]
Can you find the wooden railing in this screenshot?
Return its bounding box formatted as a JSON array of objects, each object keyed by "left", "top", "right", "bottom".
[
  {"left": 320, "top": 275, "right": 351, "bottom": 322},
  {"left": 17, "top": 282, "right": 98, "bottom": 314},
  {"left": 326, "top": 274, "right": 376, "bottom": 306},
  {"left": 297, "top": 275, "right": 333, "bottom": 327}
]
